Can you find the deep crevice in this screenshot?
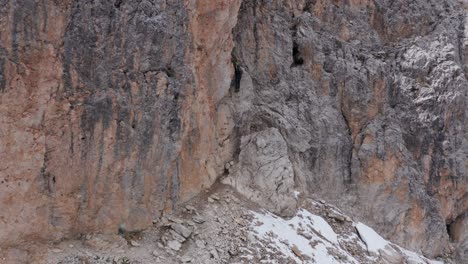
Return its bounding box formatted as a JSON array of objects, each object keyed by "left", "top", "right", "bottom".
[
  {"left": 446, "top": 220, "right": 454, "bottom": 242},
  {"left": 291, "top": 41, "right": 304, "bottom": 67},
  {"left": 233, "top": 63, "right": 242, "bottom": 93},
  {"left": 230, "top": 52, "right": 243, "bottom": 93}
]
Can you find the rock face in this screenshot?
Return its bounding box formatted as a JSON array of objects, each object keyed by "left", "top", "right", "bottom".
[
  {"left": 0, "top": 0, "right": 241, "bottom": 246},
  {"left": 222, "top": 0, "right": 468, "bottom": 260},
  {"left": 3, "top": 186, "right": 444, "bottom": 264},
  {"left": 0, "top": 0, "right": 467, "bottom": 262},
  {"left": 222, "top": 127, "right": 297, "bottom": 216}
]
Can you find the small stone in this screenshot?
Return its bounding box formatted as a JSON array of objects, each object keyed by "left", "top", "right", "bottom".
[
  {"left": 225, "top": 162, "right": 231, "bottom": 170},
  {"left": 186, "top": 220, "right": 196, "bottom": 226},
  {"left": 327, "top": 212, "right": 346, "bottom": 222},
  {"left": 171, "top": 223, "right": 192, "bottom": 238},
  {"left": 195, "top": 240, "right": 206, "bottom": 249},
  {"left": 167, "top": 240, "right": 182, "bottom": 251},
  {"left": 210, "top": 194, "right": 220, "bottom": 201},
  {"left": 51, "top": 248, "right": 63, "bottom": 253},
  {"left": 193, "top": 215, "right": 205, "bottom": 224},
  {"left": 167, "top": 216, "right": 183, "bottom": 224},
  {"left": 208, "top": 197, "right": 214, "bottom": 203},
  {"left": 291, "top": 244, "right": 302, "bottom": 258},
  {"left": 229, "top": 161, "right": 234, "bottom": 166},
  {"left": 298, "top": 230, "right": 312, "bottom": 239},
  {"left": 210, "top": 249, "right": 220, "bottom": 259},
  {"left": 185, "top": 205, "right": 197, "bottom": 213},
  {"left": 152, "top": 250, "right": 159, "bottom": 257},
  {"left": 181, "top": 256, "right": 192, "bottom": 263},
  {"left": 169, "top": 230, "right": 186, "bottom": 243},
  {"left": 159, "top": 217, "right": 171, "bottom": 227},
  {"left": 130, "top": 240, "right": 141, "bottom": 247},
  {"left": 231, "top": 196, "right": 240, "bottom": 203},
  {"left": 68, "top": 244, "right": 74, "bottom": 248}
]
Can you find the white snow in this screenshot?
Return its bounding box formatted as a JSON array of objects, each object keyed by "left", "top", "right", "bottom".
[
  {"left": 250, "top": 209, "right": 359, "bottom": 264},
  {"left": 293, "top": 191, "right": 301, "bottom": 199},
  {"left": 355, "top": 222, "right": 390, "bottom": 253},
  {"left": 250, "top": 208, "right": 443, "bottom": 264},
  {"left": 398, "top": 245, "right": 444, "bottom": 264},
  {"left": 355, "top": 222, "right": 443, "bottom": 264},
  {"left": 308, "top": 214, "right": 338, "bottom": 244}
]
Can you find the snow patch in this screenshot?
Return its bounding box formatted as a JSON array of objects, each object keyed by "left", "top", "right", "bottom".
[
  {"left": 356, "top": 222, "right": 443, "bottom": 264},
  {"left": 250, "top": 209, "right": 358, "bottom": 263},
  {"left": 397, "top": 245, "right": 443, "bottom": 264},
  {"left": 250, "top": 208, "right": 443, "bottom": 264},
  {"left": 293, "top": 190, "right": 301, "bottom": 199},
  {"left": 355, "top": 222, "right": 390, "bottom": 253}
]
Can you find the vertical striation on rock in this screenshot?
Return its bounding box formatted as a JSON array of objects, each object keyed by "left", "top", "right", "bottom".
[
  {"left": 0, "top": 0, "right": 241, "bottom": 247},
  {"left": 0, "top": 0, "right": 467, "bottom": 262},
  {"left": 222, "top": 127, "right": 298, "bottom": 217},
  {"left": 222, "top": 0, "right": 468, "bottom": 260}
]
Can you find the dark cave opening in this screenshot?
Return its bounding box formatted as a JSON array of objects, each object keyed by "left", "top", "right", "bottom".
[
  {"left": 292, "top": 41, "right": 304, "bottom": 67},
  {"left": 446, "top": 222, "right": 452, "bottom": 241},
  {"left": 233, "top": 63, "right": 242, "bottom": 93}
]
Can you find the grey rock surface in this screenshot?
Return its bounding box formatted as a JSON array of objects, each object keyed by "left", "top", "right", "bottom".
[
  {"left": 8, "top": 185, "right": 446, "bottom": 264},
  {"left": 223, "top": 127, "right": 298, "bottom": 216},
  {"left": 219, "top": 0, "right": 468, "bottom": 260},
  {"left": 0, "top": 0, "right": 466, "bottom": 263}
]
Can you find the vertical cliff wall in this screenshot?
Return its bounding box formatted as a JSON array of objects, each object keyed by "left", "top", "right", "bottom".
[
  {"left": 0, "top": 0, "right": 467, "bottom": 261},
  {"left": 221, "top": 0, "right": 468, "bottom": 258},
  {"left": 0, "top": 0, "right": 241, "bottom": 247}
]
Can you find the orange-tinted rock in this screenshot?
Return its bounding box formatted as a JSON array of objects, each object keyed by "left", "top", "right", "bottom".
[
  {"left": 0, "top": 0, "right": 466, "bottom": 262},
  {"left": 0, "top": 0, "right": 241, "bottom": 247}
]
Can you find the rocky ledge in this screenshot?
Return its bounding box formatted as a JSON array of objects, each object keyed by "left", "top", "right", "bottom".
[{"left": 0, "top": 185, "right": 452, "bottom": 264}]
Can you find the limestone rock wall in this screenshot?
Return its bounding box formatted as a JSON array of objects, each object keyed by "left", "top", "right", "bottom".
[
  {"left": 221, "top": 0, "right": 467, "bottom": 259},
  {"left": 0, "top": 0, "right": 467, "bottom": 261},
  {"left": 0, "top": 0, "right": 241, "bottom": 247}
]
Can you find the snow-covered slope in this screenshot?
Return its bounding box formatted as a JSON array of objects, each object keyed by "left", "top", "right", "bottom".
[{"left": 247, "top": 201, "right": 443, "bottom": 264}]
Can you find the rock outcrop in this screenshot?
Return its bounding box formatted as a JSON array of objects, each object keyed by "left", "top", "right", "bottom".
[
  {"left": 222, "top": 127, "right": 298, "bottom": 216},
  {"left": 0, "top": 185, "right": 446, "bottom": 264},
  {"left": 0, "top": 0, "right": 467, "bottom": 262}
]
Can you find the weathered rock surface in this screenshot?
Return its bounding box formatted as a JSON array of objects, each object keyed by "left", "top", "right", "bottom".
[
  {"left": 221, "top": 0, "right": 468, "bottom": 260},
  {"left": 0, "top": 0, "right": 241, "bottom": 247},
  {"left": 0, "top": 0, "right": 467, "bottom": 263},
  {"left": 222, "top": 127, "right": 297, "bottom": 216},
  {"left": 0, "top": 185, "right": 447, "bottom": 264}
]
